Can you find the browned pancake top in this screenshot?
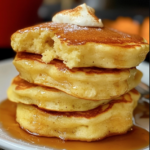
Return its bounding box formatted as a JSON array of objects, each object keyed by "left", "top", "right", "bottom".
[
  {"left": 33, "top": 88, "right": 138, "bottom": 118},
  {"left": 15, "top": 52, "right": 133, "bottom": 74},
  {"left": 12, "top": 76, "right": 36, "bottom": 90},
  {"left": 16, "top": 22, "right": 146, "bottom": 46},
  {"left": 13, "top": 76, "right": 58, "bottom": 92}
]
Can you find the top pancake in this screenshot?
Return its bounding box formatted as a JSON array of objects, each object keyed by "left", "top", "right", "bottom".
[{"left": 11, "top": 22, "right": 149, "bottom": 69}]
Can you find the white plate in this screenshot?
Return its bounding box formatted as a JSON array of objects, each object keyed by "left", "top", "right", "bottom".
[{"left": 0, "top": 59, "right": 149, "bottom": 150}]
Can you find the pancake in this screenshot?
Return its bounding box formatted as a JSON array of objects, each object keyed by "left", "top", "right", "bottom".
[
  {"left": 16, "top": 89, "right": 140, "bottom": 141},
  {"left": 7, "top": 76, "right": 113, "bottom": 112},
  {"left": 13, "top": 52, "right": 142, "bottom": 101},
  {"left": 11, "top": 22, "right": 149, "bottom": 69}
]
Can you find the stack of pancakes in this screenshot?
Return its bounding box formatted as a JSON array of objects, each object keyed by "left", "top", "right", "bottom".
[{"left": 7, "top": 22, "right": 149, "bottom": 141}]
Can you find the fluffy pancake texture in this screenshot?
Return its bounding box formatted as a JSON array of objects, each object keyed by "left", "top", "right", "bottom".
[
  {"left": 11, "top": 22, "right": 149, "bottom": 69},
  {"left": 16, "top": 89, "right": 140, "bottom": 141},
  {"left": 8, "top": 7, "right": 145, "bottom": 142},
  {"left": 7, "top": 76, "right": 112, "bottom": 112},
  {"left": 13, "top": 53, "right": 142, "bottom": 101}
]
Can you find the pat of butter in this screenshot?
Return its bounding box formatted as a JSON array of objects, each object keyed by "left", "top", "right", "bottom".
[{"left": 52, "top": 3, "right": 103, "bottom": 27}]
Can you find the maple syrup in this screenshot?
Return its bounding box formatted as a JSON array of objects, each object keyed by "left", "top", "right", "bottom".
[
  {"left": 0, "top": 99, "right": 149, "bottom": 150},
  {"left": 18, "top": 22, "right": 145, "bottom": 46}
]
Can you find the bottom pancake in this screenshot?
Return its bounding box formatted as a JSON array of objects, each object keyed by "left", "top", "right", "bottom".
[{"left": 16, "top": 89, "right": 140, "bottom": 142}]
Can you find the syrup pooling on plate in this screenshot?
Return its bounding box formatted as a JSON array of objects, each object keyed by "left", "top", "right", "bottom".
[
  {"left": 17, "top": 22, "right": 146, "bottom": 46},
  {"left": 0, "top": 100, "right": 149, "bottom": 150}
]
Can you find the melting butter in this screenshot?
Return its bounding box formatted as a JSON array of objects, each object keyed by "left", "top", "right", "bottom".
[{"left": 52, "top": 3, "right": 103, "bottom": 27}]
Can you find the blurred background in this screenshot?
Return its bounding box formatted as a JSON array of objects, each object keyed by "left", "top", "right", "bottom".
[{"left": 0, "top": 0, "right": 149, "bottom": 62}]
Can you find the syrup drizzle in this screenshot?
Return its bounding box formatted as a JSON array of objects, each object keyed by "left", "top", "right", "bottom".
[
  {"left": 17, "top": 22, "right": 146, "bottom": 46},
  {"left": 0, "top": 100, "right": 149, "bottom": 150}
]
